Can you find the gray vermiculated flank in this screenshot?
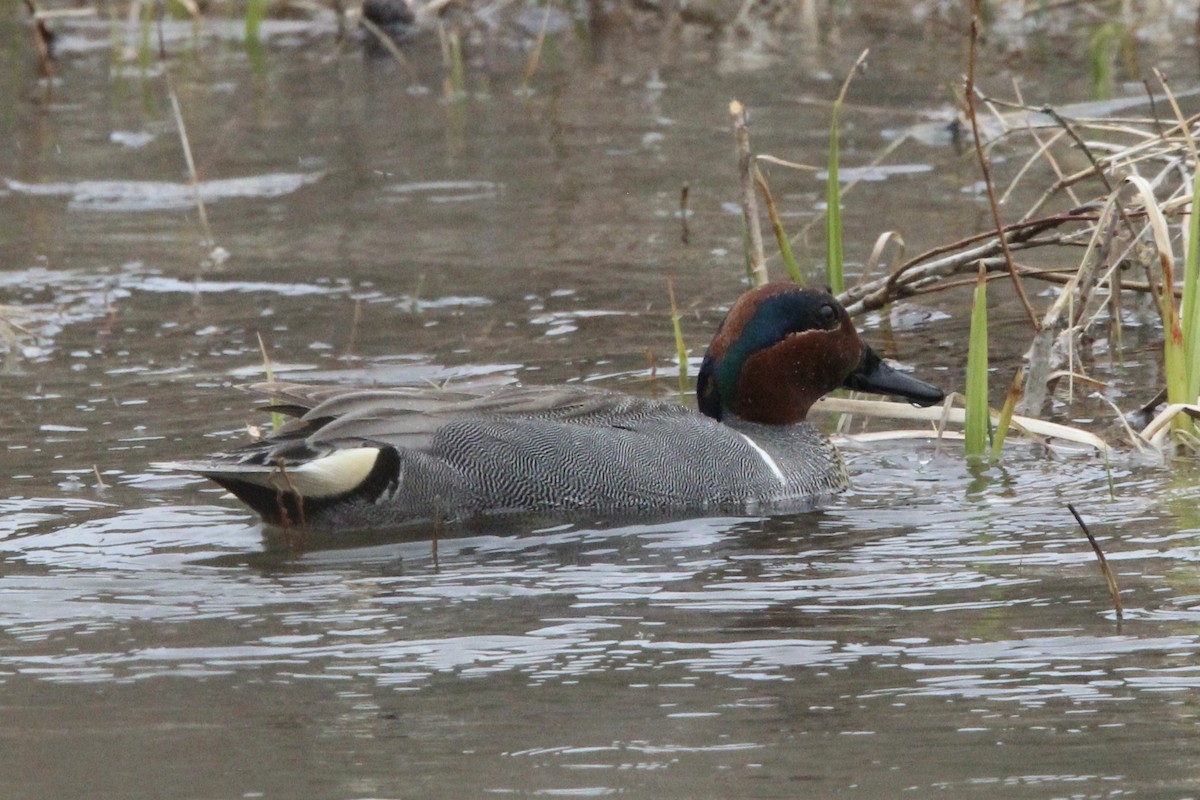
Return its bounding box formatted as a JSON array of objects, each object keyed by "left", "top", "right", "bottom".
[{"left": 190, "top": 385, "right": 849, "bottom": 529}]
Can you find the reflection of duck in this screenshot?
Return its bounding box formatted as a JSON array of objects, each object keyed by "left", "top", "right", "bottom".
[
  {"left": 172, "top": 282, "right": 943, "bottom": 530},
  {"left": 360, "top": 0, "right": 420, "bottom": 46}
]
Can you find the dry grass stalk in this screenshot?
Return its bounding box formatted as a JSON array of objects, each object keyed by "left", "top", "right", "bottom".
[
  {"left": 166, "top": 76, "right": 215, "bottom": 251},
  {"left": 519, "top": 0, "right": 554, "bottom": 91},
  {"left": 359, "top": 16, "right": 423, "bottom": 85},
  {"left": 679, "top": 182, "right": 690, "bottom": 245},
  {"left": 815, "top": 62, "right": 1200, "bottom": 456},
  {"left": 965, "top": 1, "right": 1039, "bottom": 329},
  {"left": 1067, "top": 503, "right": 1124, "bottom": 622},
  {"left": 22, "top": 0, "right": 56, "bottom": 79},
  {"left": 730, "top": 100, "right": 767, "bottom": 285}
]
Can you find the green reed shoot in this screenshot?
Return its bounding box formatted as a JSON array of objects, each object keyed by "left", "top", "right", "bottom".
[
  {"left": 1087, "top": 21, "right": 1122, "bottom": 100},
  {"left": 825, "top": 50, "right": 867, "bottom": 295},
  {"left": 964, "top": 263, "right": 990, "bottom": 458},
  {"left": 257, "top": 332, "right": 285, "bottom": 432},
  {"left": 138, "top": 0, "right": 154, "bottom": 72},
  {"left": 1128, "top": 173, "right": 1191, "bottom": 433},
  {"left": 447, "top": 29, "right": 466, "bottom": 99},
  {"left": 245, "top": 0, "right": 267, "bottom": 42},
  {"left": 753, "top": 165, "right": 802, "bottom": 283},
  {"left": 1183, "top": 167, "right": 1200, "bottom": 407},
  {"left": 1150, "top": 72, "right": 1200, "bottom": 432},
  {"left": 667, "top": 278, "right": 688, "bottom": 396},
  {"left": 825, "top": 100, "right": 844, "bottom": 295},
  {"left": 1157, "top": 252, "right": 1189, "bottom": 434}
]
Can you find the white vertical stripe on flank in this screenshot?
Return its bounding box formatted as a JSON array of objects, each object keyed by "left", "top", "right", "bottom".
[{"left": 735, "top": 433, "right": 786, "bottom": 485}]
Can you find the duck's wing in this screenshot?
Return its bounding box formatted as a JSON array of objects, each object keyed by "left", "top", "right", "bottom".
[
  {"left": 165, "top": 381, "right": 678, "bottom": 470},
  {"left": 241, "top": 381, "right": 671, "bottom": 450}
]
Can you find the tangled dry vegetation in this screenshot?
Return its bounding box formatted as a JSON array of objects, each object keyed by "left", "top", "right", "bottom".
[{"left": 790, "top": 79, "right": 1200, "bottom": 456}]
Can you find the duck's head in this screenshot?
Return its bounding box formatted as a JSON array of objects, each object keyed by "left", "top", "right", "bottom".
[{"left": 696, "top": 282, "right": 944, "bottom": 425}]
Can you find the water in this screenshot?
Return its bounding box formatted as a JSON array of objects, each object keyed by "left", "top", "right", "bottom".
[{"left": 4, "top": 4, "right": 1200, "bottom": 797}]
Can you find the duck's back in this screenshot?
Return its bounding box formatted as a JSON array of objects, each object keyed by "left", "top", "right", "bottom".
[{"left": 175, "top": 383, "right": 848, "bottom": 529}]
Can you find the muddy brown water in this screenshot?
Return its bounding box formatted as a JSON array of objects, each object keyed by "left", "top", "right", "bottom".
[{"left": 4, "top": 7, "right": 1200, "bottom": 798}]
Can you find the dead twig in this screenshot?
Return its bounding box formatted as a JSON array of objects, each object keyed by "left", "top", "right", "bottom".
[
  {"left": 1067, "top": 502, "right": 1123, "bottom": 623},
  {"left": 965, "top": 3, "right": 1040, "bottom": 329},
  {"left": 22, "top": 0, "right": 56, "bottom": 79},
  {"left": 730, "top": 100, "right": 767, "bottom": 285}
]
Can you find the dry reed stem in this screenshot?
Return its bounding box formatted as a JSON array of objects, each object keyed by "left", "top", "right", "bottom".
[
  {"left": 813, "top": 396, "right": 1111, "bottom": 453},
  {"left": 359, "top": 16, "right": 423, "bottom": 85},
  {"left": 1067, "top": 503, "right": 1124, "bottom": 622},
  {"left": 520, "top": 0, "right": 554, "bottom": 90},
  {"left": 730, "top": 100, "right": 767, "bottom": 285},
  {"left": 965, "top": 4, "right": 1039, "bottom": 329},
  {"left": 860, "top": 231, "right": 905, "bottom": 286},
  {"left": 22, "top": 0, "right": 56, "bottom": 79},
  {"left": 166, "top": 76, "right": 215, "bottom": 251}
]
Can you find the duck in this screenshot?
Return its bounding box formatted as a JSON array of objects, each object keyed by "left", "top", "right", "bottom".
[{"left": 168, "top": 281, "right": 944, "bottom": 530}]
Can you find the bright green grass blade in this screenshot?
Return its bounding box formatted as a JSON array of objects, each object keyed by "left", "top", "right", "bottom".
[
  {"left": 964, "top": 265, "right": 990, "bottom": 458},
  {"left": 1088, "top": 21, "right": 1122, "bottom": 100},
  {"left": 825, "top": 102, "right": 844, "bottom": 295},
  {"left": 245, "top": 0, "right": 267, "bottom": 42},
  {"left": 755, "top": 167, "right": 802, "bottom": 283},
  {"left": 1183, "top": 168, "right": 1200, "bottom": 404},
  {"left": 668, "top": 279, "right": 688, "bottom": 397}
]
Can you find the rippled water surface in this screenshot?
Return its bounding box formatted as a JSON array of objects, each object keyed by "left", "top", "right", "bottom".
[{"left": 5, "top": 5, "right": 1200, "bottom": 798}]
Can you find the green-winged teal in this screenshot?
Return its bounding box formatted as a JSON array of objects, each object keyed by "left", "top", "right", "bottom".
[{"left": 171, "top": 282, "right": 944, "bottom": 530}]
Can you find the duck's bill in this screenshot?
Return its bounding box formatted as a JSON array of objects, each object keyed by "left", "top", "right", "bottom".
[{"left": 843, "top": 346, "right": 945, "bottom": 407}]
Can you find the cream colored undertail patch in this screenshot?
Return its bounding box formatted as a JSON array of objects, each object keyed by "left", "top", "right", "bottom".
[{"left": 282, "top": 448, "right": 381, "bottom": 497}]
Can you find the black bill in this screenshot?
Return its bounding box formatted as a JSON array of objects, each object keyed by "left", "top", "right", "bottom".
[{"left": 843, "top": 346, "right": 944, "bottom": 407}]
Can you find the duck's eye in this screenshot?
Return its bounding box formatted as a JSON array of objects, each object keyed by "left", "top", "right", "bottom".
[{"left": 818, "top": 304, "right": 838, "bottom": 327}]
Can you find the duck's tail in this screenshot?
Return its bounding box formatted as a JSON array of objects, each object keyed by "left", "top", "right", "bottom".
[{"left": 158, "top": 446, "right": 401, "bottom": 526}]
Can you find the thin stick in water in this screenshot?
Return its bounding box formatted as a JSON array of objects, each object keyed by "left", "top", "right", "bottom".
[
  {"left": 965, "top": 1, "right": 1039, "bottom": 330},
  {"left": 166, "top": 75, "right": 215, "bottom": 250},
  {"left": 359, "top": 15, "right": 422, "bottom": 86},
  {"left": 679, "top": 182, "right": 690, "bottom": 245},
  {"left": 520, "top": 0, "right": 554, "bottom": 91},
  {"left": 1067, "top": 502, "right": 1123, "bottom": 621},
  {"left": 22, "top": 0, "right": 56, "bottom": 79}
]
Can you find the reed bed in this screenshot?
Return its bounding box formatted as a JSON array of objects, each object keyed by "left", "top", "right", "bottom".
[{"left": 732, "top": 17, "right": 1200, "bottom": 462}]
